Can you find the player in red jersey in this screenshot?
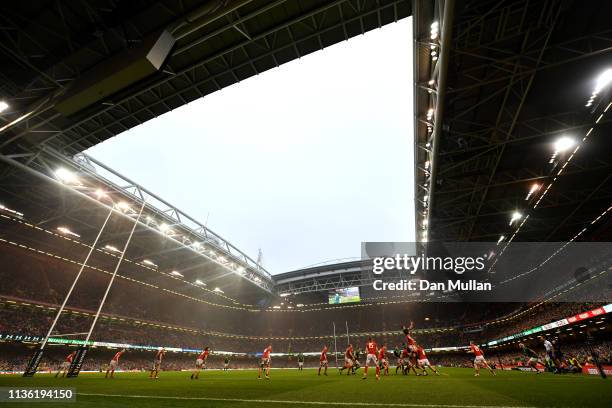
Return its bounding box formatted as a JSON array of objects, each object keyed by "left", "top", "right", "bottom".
[
  {"left": 191, "top": 347, "right": 210, "bottom": 379},
  {"left": 362, "top": 337, "right": 380, "bottom": 380},
  {"left": 105, "top": 349, "right": 125, "bottom": 378},
  {"left": 149, "top": 348, "right": 166, "bottom": 379},
  {"left": 55, "top": 351, "right": 76, "bottom": 378},
  {"left": 258, "top": 345, "right": 272, "bottom": 380},
  {"left": 468, "top": 341, "right": 495, "bottom": 376},
  {"left": 339, "top": 344, "right": 354, "bottom": 375},
  {"left": 318, "top": 345, "right": 329, "bottom": 376},
  {"left": 415, "top": 345, "right": 440, "bottom": 376},
  {"left": 378, "top": 343, "right": 389, "bottom": 376}
]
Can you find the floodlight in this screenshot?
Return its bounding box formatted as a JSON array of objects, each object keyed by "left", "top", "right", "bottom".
[
  {"left": 428, "top": 79, "right": 435, "bottom": 86},
  {"left": 554, "top": 136, "right": 575, "bottom": 153},
  {"left": 95, "top": 189, "right": 108, "bottom": 199},
  {"left": 279, "top": 293, "right": 290, "bottom": 297},
  {"left": 195, "top": 279, "right": 206, "bottom": 286},
  {"left": 497, "top": 235, "right": 505, "bottom": 245},
  {"left": 57, "top": 226, "right": 80, "bottom": 238},
  {"left": 0, "top": 101, "right": 9, "bottom": 113},
  {"left": 55, "top": 168, "right": 79, "bottom": 184},
  {"left": 105, "top": 245, "right": 120, "bottom": 253},
  {"left": 159, "top": 223, "right": 170, "bottom": 233},
  {"left": 170, "top": 270, "right": 183, "bottom": 277},
  {"left": 142, "top": 259, "right": 157, "bottom": 267},
  {"left": 509, "top": 211, "right": 522, "bottom": 226},
  {"left": 525, "top": 183, "right": 540, "bottom": 200},
  {"left": 116, "top": 201, "right": 131, "bottom": 212},
  {"left": 214, "top": 287, "right": 224, "bottom": 293},
  {"left": 593, "top": 68, "right": 612, "bottom": 94}
]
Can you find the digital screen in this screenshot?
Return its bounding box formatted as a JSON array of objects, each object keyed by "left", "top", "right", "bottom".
[{"left": 328, "top": 287, "right": 360, "bottom": 304}]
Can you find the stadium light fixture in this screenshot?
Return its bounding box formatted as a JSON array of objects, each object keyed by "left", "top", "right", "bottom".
[
  {"left": 554, "top": 136, "right": 575, "bottom": 153},
  {"left": 430, "top": 21, "right": 439, "bottom": 40},
  {"left": 525, "top": 183, "right": 541, "bottom": 200},
  {"left": 428, "top": 79, "right": 435, "bottom": 86},
  {"left": 194, "top": 279, "right": 206, "bottom": 286},
  {"left": 115, "top": 201, "right": 131, "bottom": 212},
  {"left": 296, "top": 304, "right": 304, "bottom": 307},
  {"left": 170, "top": 270, "right": 183, "bottom": 277},
  {"left": 236, "top": 266, "right": 246, "bottom": 275},
  {"left": 497, "top": 235, "right": 505, "bottom": 245},
  {"left": 104, "top": 244, "right": 121, "bottom": 253},
  {"left": 272, "top": 305, "right": 281, "bottom": 309},
  {"left": 142, "top": 259, "right": 158, "bottom": 268},
  {"left": 213, "top": 287, "right": 224, "bottom": 293},
  {"left": 0, "top": 101, "right": 9, "bottom": 113},
  {"left": 279, "top": 293, "right": 290, "bottom": 297},
  {"left": 509, "top": 211, "right": 522, "bottom": 226},
  {"left": 54, "top": 168, "right": 80, "bottom": 185},
  {"left": 57, "top": 226, "right": 80, "bottom": 238},
  {"left": 593, "top": 68, "right": 612, "bottom": 95},
  {"left": 95, "top": 189, "right": 108, "bottom": 200},
  {"left": 159, "top": 223, "right": 172, "bottom": 234},
  {"left": 0, "top": 204, "right": 24, "bottom": 217},
  {"left": 192, "top": 242, "right": 202, "bottom": 249}
]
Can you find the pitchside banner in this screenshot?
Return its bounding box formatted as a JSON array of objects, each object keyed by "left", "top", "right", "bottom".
[{"left": 360, "top": 242, "right": 612, "bottom": 302}]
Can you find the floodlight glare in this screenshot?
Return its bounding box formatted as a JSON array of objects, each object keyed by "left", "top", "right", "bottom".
[
  {"left": 0, "top": 101, "right": 9, "bottom": 113},
  {"left": 170, "top": 270, "right": 184, "bottom": 277},
  {"left": 142, "top": 259, "right": 157, "bottom": 267},
  {"left": 55, "top": 168, "right": 79, "bottom": 184},
  {"left": 214, "top": 287, "right": 224, "bottom": 293},
  {"left": 57, "top": 226, "right": 80, "bottom": 238},
  {"left": 509, "top": 211, "right": 522, "bottom": 226},
  {"left": 105, "top": 245, "right": 121, "bottom": 253},
  {"left": 194, "top": 279, "right": 206, "bottom": 286},
  {"left": 116, "top": 201, "right": 131, "bottom": 212},
  {"left": 594, "top": 68, "right": 612, "bottom": 94},
  {"left": 95, "top": 189, "right": 108, "bottom": 199},
  {"left": 554, "top": 136, "right": 575, "bottom": 153},
  {"left": 497, "top": 235, "right": 506, "bottom": 245}
]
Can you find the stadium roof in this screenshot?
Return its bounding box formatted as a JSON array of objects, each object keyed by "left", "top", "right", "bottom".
[
  {"left": 0, "top": 0, "right": 411, "bottom": 155},
  {"left": 414, "top": 0, "right": 612, "bottom": 243}
]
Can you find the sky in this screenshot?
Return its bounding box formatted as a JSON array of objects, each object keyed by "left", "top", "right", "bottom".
[{"left": 86, "top": 18, "right": 414, "bottom": 274}]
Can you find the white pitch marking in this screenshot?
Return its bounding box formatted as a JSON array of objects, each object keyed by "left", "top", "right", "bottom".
[{"left": 78, "top": 393, "right": 540, "bottom": 408}]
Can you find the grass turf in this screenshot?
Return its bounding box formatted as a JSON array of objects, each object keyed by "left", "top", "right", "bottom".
[{"left": 0, "top": 368, "right": 611, "bottom": 408}]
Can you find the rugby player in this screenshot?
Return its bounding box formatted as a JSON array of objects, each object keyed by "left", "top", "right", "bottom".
[
  {"left": 339, "top": 344, "right": 354, "bottom": 375},
  {"left": 191, "top": 347, "right": 209, "bottom": 379},
  {"left": 318, "top": 345, "right": 329, "bottom": 376},
  {"left": 362, "top": 337, "right": 380, "bottom": 380},
  {"left": 149, "top": 348, "right": 166, "bottom": 379},
  {"left": 415, "top": 345, "right": 440, "bottom": 376},
  {"left": 378, "top": 343, "right": 389, "bottom": 376},
  {"left": 519, "top": 343, "right": 542, "bottom": 374},
  {"left": 105, "top": 349, "right": 125, "bottom": 378},
  {"left": 258, "top": 344, "right": 272, "bottom": 380},
  {"left": 55, "top": 351, "right": 76, "bottom": 378},
  {"left": 468, "top": 341, "right": 495, "bottom": 376}
]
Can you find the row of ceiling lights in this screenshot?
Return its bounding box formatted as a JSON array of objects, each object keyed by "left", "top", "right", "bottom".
[
  {"left": 496, "top": 68, "right": 612, "bottom": 247},
  {"left": 51, "top": 225, "right": 226, "bottom": 294},
  {"left": 419, "top": 20, "right": 441, "bottom": 243},
  {"left": 51, "top": 166, "right": 267, "bottom": 288}
]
